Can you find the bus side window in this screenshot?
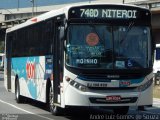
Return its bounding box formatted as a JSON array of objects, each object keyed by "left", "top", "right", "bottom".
[
  {"left": 44, "top": 21, "right": 53, "bottom": 55},
  {"left": 6, "top": 34, "right": 13, "bottom": 58},
  {"left": 12, "top": 32, "right": 17, "bottom": 57}
]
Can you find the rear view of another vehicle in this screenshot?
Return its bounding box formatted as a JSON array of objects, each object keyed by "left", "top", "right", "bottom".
[
  {"left": 153, "top": 44, "right": 160, "bottom": 83},
  {"left": 0, "top": 53, "right": 4, "bottom": 71}
]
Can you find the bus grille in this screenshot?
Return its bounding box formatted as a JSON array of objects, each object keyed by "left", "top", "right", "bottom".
[{"left": 89, "top": 97, "right": 138, "bottom": 104}]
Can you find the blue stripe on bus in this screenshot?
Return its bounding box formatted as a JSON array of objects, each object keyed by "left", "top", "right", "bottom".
[{"left": 77, "top": 76, "right": 144, "bottom": 87}]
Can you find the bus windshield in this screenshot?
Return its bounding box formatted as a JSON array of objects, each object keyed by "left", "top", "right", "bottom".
[{"left": 66, "top": 24, "right": 151, "bottom": 69}]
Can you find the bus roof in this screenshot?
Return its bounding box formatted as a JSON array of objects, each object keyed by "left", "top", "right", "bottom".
[{"left": 6, "top": 3, "right": 149, "bottom": 33}]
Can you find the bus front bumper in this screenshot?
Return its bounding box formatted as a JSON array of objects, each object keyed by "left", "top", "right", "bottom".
[{"left": 64, "top": 83, "right": 153, "bottom": 107}]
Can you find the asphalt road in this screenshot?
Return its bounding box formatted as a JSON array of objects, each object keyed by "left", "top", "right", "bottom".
[{"left": 0, "top": 71, "right": 160, "bottom": 120}]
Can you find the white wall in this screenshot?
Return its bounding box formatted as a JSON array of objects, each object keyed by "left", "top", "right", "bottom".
[{"left": 0, "top": 14, "right": 5, "bottom": 22}]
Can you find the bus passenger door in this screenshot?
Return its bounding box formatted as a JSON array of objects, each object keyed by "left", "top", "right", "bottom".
[{"left": 53, "top": 20, "right": 64, "bottom": 105}]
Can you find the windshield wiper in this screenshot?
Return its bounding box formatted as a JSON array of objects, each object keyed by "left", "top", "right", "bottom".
[{"left": 120, "top": 21, "right": 135, "bottom": 44}]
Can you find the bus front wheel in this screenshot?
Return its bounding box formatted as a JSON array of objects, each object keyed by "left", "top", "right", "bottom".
[{"left": 48, "top": 85, "right": 62, "bottom": 116}]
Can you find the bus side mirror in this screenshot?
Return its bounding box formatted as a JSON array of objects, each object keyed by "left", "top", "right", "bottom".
[
  {"left": 59, "top": 26, "right": 65, "bottom": 40},
  {"left": 64, "top": 40, "right": 67, "bottom": 51},
  {"left": 59, "top": 26, "right": 67, "bottom": 51}
]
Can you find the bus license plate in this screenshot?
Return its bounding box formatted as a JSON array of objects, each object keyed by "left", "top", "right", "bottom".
[{"left": 106, "top": 96, "right": 121, "bottom": 101}]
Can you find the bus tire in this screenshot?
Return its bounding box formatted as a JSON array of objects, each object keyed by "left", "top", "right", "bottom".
[
  {"left": 46, "top": 80, "right": 51, "bottom": 111},
  {"left": 48, "top": 85, "right": 62, "bottom": 116},
  {"left": 113, "top": 106, "right": 129, "bottom": 115},
  {"left": 15, "top": 79, "right": 23, "bottom": 103}
]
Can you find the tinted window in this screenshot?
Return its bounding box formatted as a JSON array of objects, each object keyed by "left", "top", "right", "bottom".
[
  {"left": 11, "top": 20, "right": 54, "bottom": 57},
  {"left": 66, "top": 24, "right": 151, "bottom": 69},
  {"left": 156, "top": 48, "right": 160, "bottom": 60}
]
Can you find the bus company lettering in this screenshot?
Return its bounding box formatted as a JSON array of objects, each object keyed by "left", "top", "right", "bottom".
[
  {"left": 120, "top": 81, "right": 131, "bottom": 86},
  {"left": 26, "top": 61, "right": 35, "bottom": 80},
  {"left": 80, "top": 9, "right": 137, "bottom": 19},
  {"left": 76, "top": 59, "right": 98, "bottom": 64}
]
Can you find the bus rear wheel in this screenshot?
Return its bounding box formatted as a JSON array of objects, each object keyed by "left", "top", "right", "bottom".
[{"left": 15, "top": 79, "right": 23, "bottom": 103}]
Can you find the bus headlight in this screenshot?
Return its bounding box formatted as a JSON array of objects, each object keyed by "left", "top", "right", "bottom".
[
  {"left": 134, "top": 79, "right": 153, "bottom": 92},
  {"left": 65, "top": 76, "right": 87, "bottom": 92}
]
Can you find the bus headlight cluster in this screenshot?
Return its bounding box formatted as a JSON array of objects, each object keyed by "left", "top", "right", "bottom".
[
  {"left": 65, "top": 76, "right": 87, "bottom": 92},
  {"left": 134, "top": 79, "right": 153, "bottom": 92}
]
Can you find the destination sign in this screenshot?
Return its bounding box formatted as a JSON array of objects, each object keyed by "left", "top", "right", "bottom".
[
  {"left": 68, "top": 6, "right": 150, "bottom": 20},
  {"left": 80, "top": 9, "right": 137, "bottom": 19}
]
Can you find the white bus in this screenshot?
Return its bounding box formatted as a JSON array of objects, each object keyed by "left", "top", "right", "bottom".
[
  {"left": 153, "top": 44, "right": 160, "bottom": 82},
  {"left": 4, "top": 3, "right": 154, "bottom": 115}
]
